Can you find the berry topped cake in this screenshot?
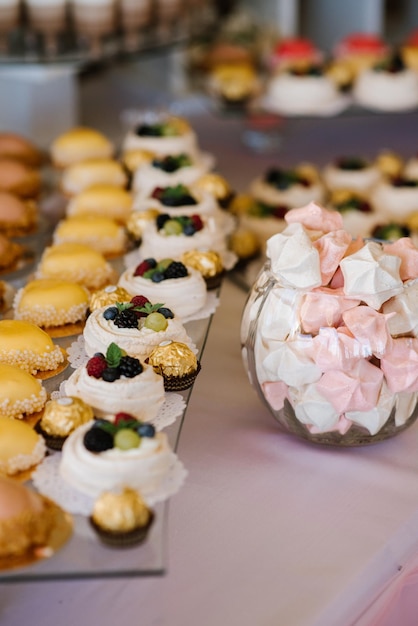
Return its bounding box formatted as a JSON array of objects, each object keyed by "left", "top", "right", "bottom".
[
  {"left": 132, "top": 153, "right": 213, "bottom": 198},
  {"left": 353, "top": 52, "right": 418, "bottom": 112},
  {"left": 122, "top": 114, "right": 200, "bottom": 159},
  {"left": 59, "top": 414, "right": 177, "bottom": 499},
  {"left": 133, "top": 182, "right": 222, "bottom": 220},
  {"left": 370, "top": 175, "right": 418, "bottom": 222},
  {"left": 263, "top": 63, "right": 350, "bottom": 116},
  {"left": 83, "top": 294, "right": 196, "bottom": 359},
  {"left": 322, "top": 155, "right": 383, "bottom": 194},
  {"left": 119, "top": 257, "right": 207, "bottom": 320},
  {"left": 64, "top": 342, "right": 165, "bottom": 421},
  {"left": 138, "top": 211, "right": 230, "bottom": 260}
]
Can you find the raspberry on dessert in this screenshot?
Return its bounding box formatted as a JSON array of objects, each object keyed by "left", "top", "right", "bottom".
[
  {"left": 190, "top": 214, "right": 203, "bottom": 231},
  {"left": 130, "top": 295, "right": 150, "bottom": 308},
  {"left": 87, "top": 355, "right": 107, "bottom": 378},
  {"left": 114, "top": 412, "right": 137, "bottom": 425},
  {"left": 134, "top": 261, "right": 151, "bottom": 276}
]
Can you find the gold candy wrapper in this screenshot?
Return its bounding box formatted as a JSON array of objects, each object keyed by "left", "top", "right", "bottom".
[
  {"left": 40, "top": 397, "right": 94, "bottom": 437},
  {"left": 126, "top": 209, "right": 159, "bottom": 240},
  {"left": 91, "top": 488, "right": 151, "bottom": 533},
  {"left": 89, "top": 285, "right": 131, "bottom": 311},
  {"left": 181, "top": 249, "right": 224, "bottom": 279},
  {"left": 193, "top": 173, "right": 232, "bottom": 201},
  {"left": 148, "top": 341, "right": 198, "bottom": 377},
  {"left": 122, "top": 149, "right": 154, "bottom": 173},
  {"left": 376, "top": 150, "right": 404, "bottom": 178}
]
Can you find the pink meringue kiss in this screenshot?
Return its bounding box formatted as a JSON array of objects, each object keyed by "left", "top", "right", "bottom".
[
  {"left": 380, "top": 337, "right": 418, "bottom": 393},
  {"left": 299, "top": 287, "right": 360, "bottom": 334},
  {"left": 342, "top": 305, "right": 393, "bottom": 356},
  {"left": 316, "top": 359, "right": 384, "bottom": 413},
  {"left": 340, "top": 240, "right": 403, "bottom": 309},
  {"left": 383, "top": 238, "right": 418, "bottom": 282},
  {"left": 313, "top": 229, "right": 352, "bottom": 284},
  {"left": 285, "top": 201, "right": 344, "bottom": 233},
  {"left": 262, "top": 380, "right": 288, "bottom": 411},
  {"left": 308, "top": 326, "right": 364, "bottom": 370}
]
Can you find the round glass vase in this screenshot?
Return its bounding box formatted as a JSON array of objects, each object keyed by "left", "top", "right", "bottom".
[{"left": 241, "top": 261, "right": 418, "bottom": 447}]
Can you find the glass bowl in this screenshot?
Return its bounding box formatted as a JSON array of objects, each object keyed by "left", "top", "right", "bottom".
[{"left": 241, "top": 247, "right": 418, "bottom": 447}]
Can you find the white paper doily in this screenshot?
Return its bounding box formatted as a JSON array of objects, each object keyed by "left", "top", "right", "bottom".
[
  {"left": 32, "top": 452, "right": 188, "bottom": 516},
  {"left": 51, "top": 378, "right": 186, "bottom": 431}
]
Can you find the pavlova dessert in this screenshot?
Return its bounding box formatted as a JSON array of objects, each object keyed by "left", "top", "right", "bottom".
[{"left": 83, "top": 294, "right": 196, "bottom": 359}]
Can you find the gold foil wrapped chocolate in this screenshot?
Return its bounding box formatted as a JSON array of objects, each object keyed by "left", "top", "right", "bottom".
[
  {"left": 330, "top": 188, "right": 366, "bottom": 205},
  {"left": 181, "top": 249, "right": 224, "bottom": 278},
  {"left": 376, "top": 150, "right": 404, "bottom": 178},
  {"left": 229, "top": 228, "right": 261, "bottom": 260},
  {"left": 193, "top": 173, "right": 232, "bottom": 201},
  {"left": 122, "top": 149, "right": 154, "bottom": 173},
  {"left": 126, "top": 208, "right": 160, "bottom": 240},
  {"left": 40, "top": 397, "right": 94, "bottom": 437},
  {"left": 168, "top": 116, "right": 191, "bottom": 135},
  {"left": 89, "top": 285, "right": 130, "bottom": 311},
  {"left": 91, "top": 488, "right": 151, "bottom": 532},
  {"left": 148, "top": 340, "right": 197, "bottom": 377}
]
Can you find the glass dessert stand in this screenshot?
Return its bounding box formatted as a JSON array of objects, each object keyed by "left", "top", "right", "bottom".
[{"left": 0, "top": 289, "right": 216, "bottom": 582}]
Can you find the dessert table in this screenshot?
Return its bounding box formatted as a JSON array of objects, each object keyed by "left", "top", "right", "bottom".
[{"left": 2, "top": 57, "right": 418, "bottom": 625}]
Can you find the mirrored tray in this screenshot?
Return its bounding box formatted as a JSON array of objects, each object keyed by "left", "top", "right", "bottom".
[{"left": 0, "top": 276, "right": 216, "bottom": 582}]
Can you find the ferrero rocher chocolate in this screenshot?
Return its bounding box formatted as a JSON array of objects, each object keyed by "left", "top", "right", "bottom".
[
  {"left": 193, "top": 173, "right": 232, "bottom": 201},
  {"left": 181, "top": 249, "right": 224, "bottom": 278},
  {"left": 229, "top": 228, "right": 261, "bottom": 260},
  {"left": 169, "top": 116, "right": 191, "bottom": 134},
  {"left": 376, "top": 150, "right": 404, "bottom": 178},
  {"left": 148, "top": 340, "right": 197, "bottom": 377},
  {"left": 296, "top": 163, "right": 320, "bottom": 183},
  {"left": 89, "top": 285, "right": 130, "bottom": 311},
  {"left": 122, "top": 149, "right": 154, "bottom": 173},
  {"left": 330, "top": 188, "right": 366, "bottom": 205},
  {"left": 91, "top": 488, "right": 151, "bottom": 532},
  {"left": 126, "top": 208, "right": 159, "bottom": 240},
  {"left": 40, "top": 396, "right": 94, "bottom": 437}
]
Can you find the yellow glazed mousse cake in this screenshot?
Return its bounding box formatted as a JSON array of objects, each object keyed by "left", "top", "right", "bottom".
[
  {"left": 65, "top": 184, "right": 134, "bottom": 224},
  {"left": 0, "top": 191, "right": 38, "bottom": 237},
  {"left": 52, "top": 214, "right": 128, "bottom": 257},
  {"left": 0, "top": 476, "right": 72, "bottom": 569},
  {"left": 60, "top": 158, "right": 128, "bottom": 196},
  {"left": 0, "top": 320, "right": 65, "bottom": 378},
  {"left": 13, "top": 278, "right": 90, "bottom": 336},
  {"left": 0, "top": 363, "right": 47, "bottom": 420},
  {"left": 50, "top": 126, "right": 114, "bottom": 168},
  {"left": 36, "top": 242, "right": 117, "bottom": 290},
  {"left": 0, "top": 416, "right": 46, "bottom": 476}
]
